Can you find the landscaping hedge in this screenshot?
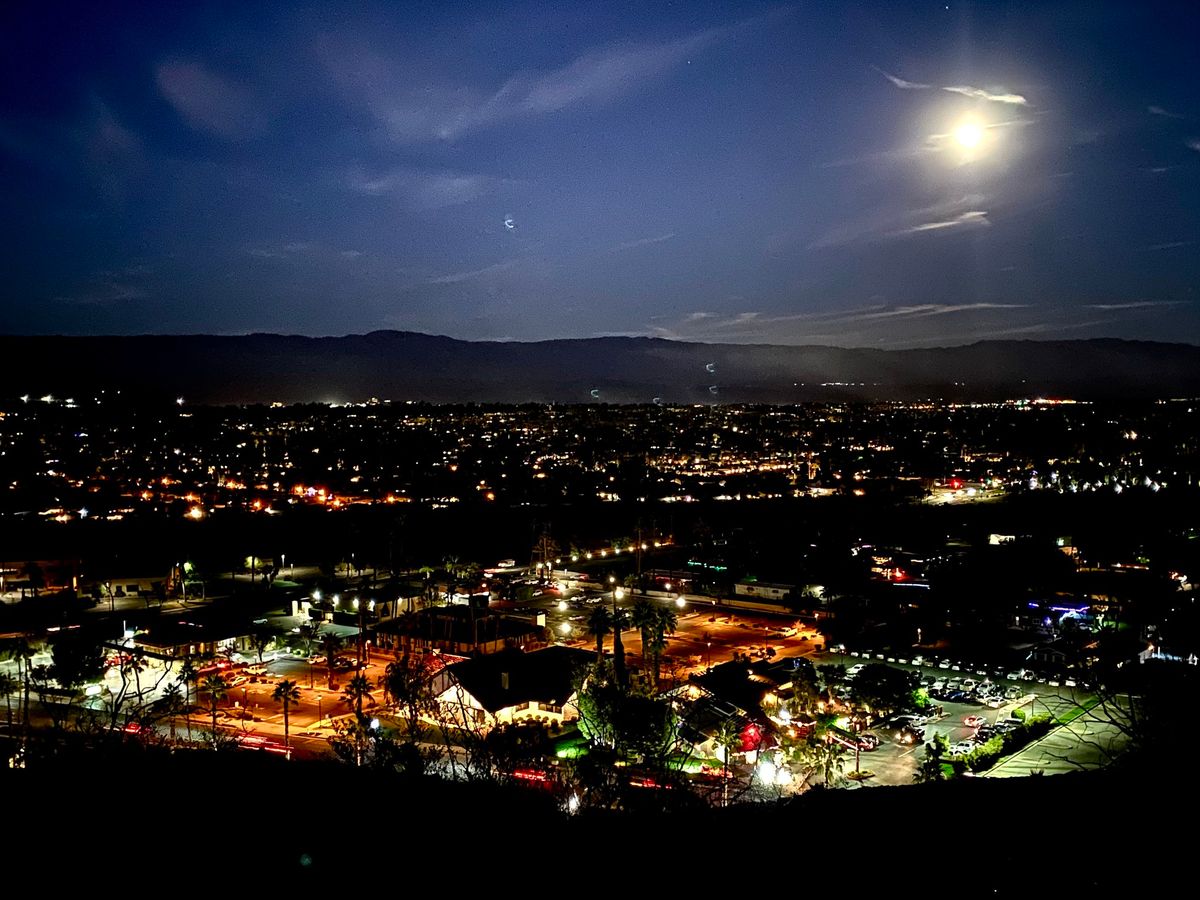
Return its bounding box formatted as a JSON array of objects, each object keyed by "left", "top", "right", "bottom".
[{"left": 949, "top": 714, "right": 1054, "bottom": 775}]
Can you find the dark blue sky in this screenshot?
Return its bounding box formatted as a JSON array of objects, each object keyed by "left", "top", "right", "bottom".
[{"left": 2, "top": 1, "right": 1198, "bottom": 346}]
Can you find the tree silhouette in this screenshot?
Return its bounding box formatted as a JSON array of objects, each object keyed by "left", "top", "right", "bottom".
[
  {"left": 586, "top": 605, "right": 613, "bottom": 669},
  {"left": 273, "top": 679, "right": 301, "bottom": 749},
  {"left": 342, "top": 673, "right": 373, "bottom": 718},
  {"left": 201, "top": 675, "right": 228, "bottom": 748}
]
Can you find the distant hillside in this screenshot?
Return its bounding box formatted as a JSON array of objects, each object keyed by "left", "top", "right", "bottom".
[{"left": 2, "top": 332, "right": 1197, "bottom": 404}]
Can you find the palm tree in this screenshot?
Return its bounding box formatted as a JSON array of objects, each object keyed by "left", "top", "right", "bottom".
[
  {"left": 610, "top": 608, "right": 630, "bottom": 688},
  {"left": 177, "top": 659, "right": 198, "bottom": 741},
  {"left": 121, "top": 648, "right": 148, "bottom": 702},
  {"left": 342, "top": 673, "right": 373, "bottom": 718},
  {"left": 649, "top": 604, "right": 678, "bottom": 685},
  {"left": 200, "top": 675, "right": 228, "bottom": 748},
  {"left": 442, "top": 555, "right": 461, "bottom": 602},
  {"left": 417, "top": 565, "right": 437, "bottom": 610},
  {"left": 0, "top": 671, "right": 16, "bottom": 730},
  {"left": 297, "top": 621, "right": 320, "bottom": 656},
  {"left": 273, "top": 679, "right": 301, "bottom": 749},
  {"left": 585, "top": 605, "right": 613, "bottom": 668},
  {"left": 714, "top": 718, "right": 744, "bottom": 806},
  {"left": 814, "top": 739, "right": 847, "bottom": 785},
  {"left": 2, "top": 637, "right": 35, "bottom": 729},
  {"left": 631, "top": 597, "right": 657, "bottom": 659},
  {"left": 818, "top": 663, "right": 848, "bottom": 705},
  {"left": 321, "top": 633, "right": 341, "bottom": 689},
  {"left": 160, "top": 682, "right": 182, "bottom": 740},
  {"left": 631, "top": 600, "right": 678, "bottom": 686}
]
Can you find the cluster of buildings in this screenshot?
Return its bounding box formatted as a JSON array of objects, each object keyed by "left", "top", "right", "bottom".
[{"left": 1, "top": 396, "right": 1195, "bottom": 522}]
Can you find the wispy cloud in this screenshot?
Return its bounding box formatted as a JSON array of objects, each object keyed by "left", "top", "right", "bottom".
[
  {"left": 680, "top": 303, "right": 1027, "bottom": 333},
  {"left": 340, "top": 250, "right": 364, "bottom": 259},
  {"left": 657, "top": 302, "right": 1035, "bottom": 346},
  {"left": 1084, "top": 300, "right": 1188, "bottom": 311},
  {"left": 942, "top": 85, "right": 1028, "bottom": 106},
  {"left": 156, "top": 60, "right": 268, "bottom": 139},
  {"left": 844, "top": 302, "right": 1023, "bottom": 321},
  {"left": 1188, "top": 139, "right": 1200, "bottom": 152},
  {"left": 612, "top": 232, "right": 676, "bottom": 252},
  {"left": 808, "top": 195, "right": 988, "bottom": 248},
  {"left": 245, "top": 242, "right": 315, "bottom": 260},
  {"left": 56, "top": 265, "right": 153, "bottom": 305},
  {"left": 87, "top": 99, "right": 140, "bottom": 155},
  {"left": 1143, "top": 240, "right": 1194, "bottom": 251},
  {"left": 872, "top": 67, "right": 928, "bottom": 90},
  {"left": 335, "top": 24, "right": 728, "bottom": 145},
  {"left": 875, "top": 67, "right": 1027, "bottom": 105},
  {"left": 1148, "top": 105, "right": 1185, "bottom": 119},
  {"left": 346, "top": 166, "right": 508, "bottom": 209},
  {"left": 891, "top": 210, "right": 990, "bottom": 236},
  {"left": 427, "top": 259, "right": 517, "bottom": 285}
]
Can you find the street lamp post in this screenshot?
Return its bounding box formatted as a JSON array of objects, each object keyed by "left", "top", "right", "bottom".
[{"left": 316, "top": 693, "right": 323, "bottom": 725}]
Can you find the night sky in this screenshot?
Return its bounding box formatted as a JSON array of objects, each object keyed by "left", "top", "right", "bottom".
[{"left": 2, "top": 1, "right": 1198, "bottom": 347}]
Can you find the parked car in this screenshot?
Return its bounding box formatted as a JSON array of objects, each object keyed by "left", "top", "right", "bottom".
[
  {"left": 308, "top": 655, "right": 327, "bottom": 666},
  {"left": 895, "top": 725, "right": 924, "bottom": 745},
  {"left": 950, "top": 741, "right": 976, "bottom": 756},
  {"left": 1004, "top": 685, "right": 1023, "bottom": 700},
  {"left": 945, "top": 690, "right": 970, "bottom": 702},
  {"left": 892, "top": 714, "right": 928, "bottom": 728},
  {"left": 829, "top": 729, "right": 879, "bottom": 752},
  {"left": 930, "top": 679, "right": 947, "bottom": 694},
  {"left": 846, "top": 664, "right": 866, "bottom": 679},
  {"left": 985, "top": 695, "right": 1006, "bottom": 708},
  {"left": 961, "top": 678, "right": 979, "bottom": 693},
  {"left": 964, "top": 714, "right": 988, "bottom": 728}
]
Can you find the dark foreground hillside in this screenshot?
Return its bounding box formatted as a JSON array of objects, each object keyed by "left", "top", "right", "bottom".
[{"left": 1, "top": 747, "right": 1183, "bottom": 893}]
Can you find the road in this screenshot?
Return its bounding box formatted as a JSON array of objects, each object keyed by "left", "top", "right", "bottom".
[{"left": 522, "top": 584, "right": 822, "bottom": 676}]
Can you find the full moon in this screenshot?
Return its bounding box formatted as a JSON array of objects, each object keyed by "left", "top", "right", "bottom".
[{"left": 954, "top": 120, "right": 984, "bottom": 149}]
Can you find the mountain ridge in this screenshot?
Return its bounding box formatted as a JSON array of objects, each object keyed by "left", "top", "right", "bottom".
[{"left": 3, "top": 332, "right": 1196, "bottom": 404}]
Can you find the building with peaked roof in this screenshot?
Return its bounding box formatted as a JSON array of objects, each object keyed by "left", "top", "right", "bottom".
[{"left": 430, "top": 646, "right": 593, "bottom": 731}]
